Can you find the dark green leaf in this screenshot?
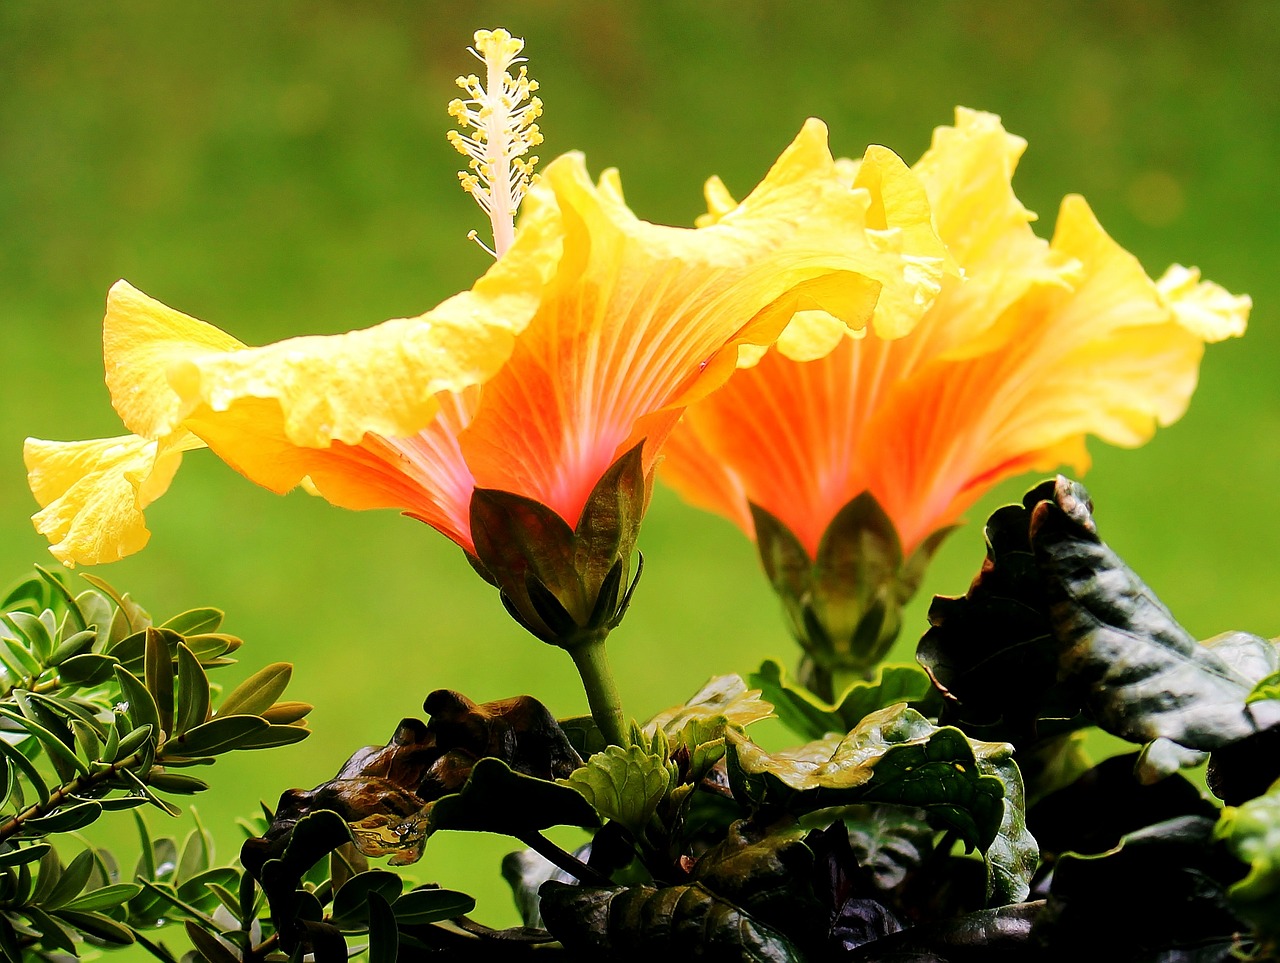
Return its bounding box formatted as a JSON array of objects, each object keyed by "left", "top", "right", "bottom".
[
  {"left": 841, "top": 805, "right": 937, "bottom": 890},
  {"left": 33, "top": 567, "right": 82, "bottom": 632},
  {"left": 80, "top": 574, "right": 150, "bottom": 636},
  {"left": 540, "top": 880, "right": 805, "bottom": 961},
  {"left": 0, "top": 844, "right": 50, "bottom": 869},
  {"left": 217, "top": 663, "right": 293, "bottom": 718},
  {"left": 1037, "top": 816, "right": 1244, "bottom": 957},
  {"left": 183, "top": 920, "right": 240, "bottom": 963},
  {"left": 148, "top": 772, "right": 211, "bottom": 795},
  {"left": 59, "top": 882, "right": 142, "bottom": 912},
  {"left": 392, "top": 886, "right": 475, "bottom": 924},
  {"left": 842, "top": 902, "right": 1039, "bottom": 960},
  {"left": 174, "top": 643, "right": 211, "bottom": 737},
  {"left": 329, "top": 870, "right": 403, "bottom": 927},
  {"left": 145, "top": 628, "right": 176, "bottom": 738},
  {"left": 175, "top": 867, "right": 239, "bottom": 910},
  {"left": 365, "top": 889, "right": 398, "bottom": 963},
  {"left": 56, "top": 653, "right": 119, "bottom": 686},
  {"left": 558, "top": 715, "right": 605, "bottom": 760},
  {"left": 1032, "top": 478, "right": 1280, "bottom": 750},
  {"left": 693, "top": 827, "right": 824, "bottom": 941},
  {"left": 115, "top": 666, "right": 161, "bottom": 739},
  {"left": 52, "top": 908, "right": 135, "bottom": 945},
  {"left": 178, "top": 818, "right": 214, "bottom": 882},
  {"left": 24, "top": 801, "right": 102, "bottom": 834}
]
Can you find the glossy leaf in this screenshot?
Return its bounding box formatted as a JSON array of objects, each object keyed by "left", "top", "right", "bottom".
[
  {"left": 59, "top": 882, "right": 143, "bottom": 912},
  {"left": 971, "top": 741, "right": 1038, "bottom": 905},
  {"left": 1215, "top": 777, "right": 1280, "bottom": 939},
  {"left": 24, "top": 801, "right": 103, "bottom": 834},
  {"left": 729, "top": 705, "right": 1006, "bottom": 853},
  {"left": 540, "top": 880, "right": 804, "bottom": 961},
  {"left": 643, "top": 674, "right": 774, "bottom": 737},
  {"left": 114, "top": 666, "right": 160, "bottom": 740},
  {"left": 430, "top": 757, "right": 601, "bottom": 837},
  {"left": 840, "top": 805, "right": 937, "bottom": 890},
  {"left": 751, "top": 658, "right": 932, "bottom": 741}
]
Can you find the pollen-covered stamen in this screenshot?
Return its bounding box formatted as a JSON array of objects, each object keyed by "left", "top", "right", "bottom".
[{"left": 447, "top": 28, "right": 544, "bottom": 258}]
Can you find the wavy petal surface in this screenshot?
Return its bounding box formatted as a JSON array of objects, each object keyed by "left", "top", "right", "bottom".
[
  {"left": 25, "top": 432, "right": 204, "bottom": 566},
  {"left": 459, "top": 124, "right": 945, "bottom": 527},
  {"left": 661, "top": 109, "right": 1249, "bottom": 559}
]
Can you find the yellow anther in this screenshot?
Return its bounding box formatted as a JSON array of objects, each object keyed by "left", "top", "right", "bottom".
[{"left": 446, "top": 27, "right": 545, "bottom": 259}]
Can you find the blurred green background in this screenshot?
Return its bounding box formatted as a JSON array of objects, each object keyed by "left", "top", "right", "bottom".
[{"left": 1, "top": 0, "right": 1277, "bottom": 949}]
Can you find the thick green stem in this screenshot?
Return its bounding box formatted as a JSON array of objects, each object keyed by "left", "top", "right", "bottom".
[{"left": 568, "top": 638, "right": 628, "bottom": 748}]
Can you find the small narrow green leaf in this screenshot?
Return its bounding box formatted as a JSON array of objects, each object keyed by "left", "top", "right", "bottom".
[
  {"left": 56, "top": 653, "right": 119, "bottom": 686},
  {"left": 366, "top": 889, "right": 399, "bottom": 963},
  {"left": 392, "top": 886, "right": 476, "bottom": 924},
  {"left": 114, "top": 724, "right": 157, "bottom": 763},
  {"left": 2, "top": 636, "right": 43, "bottom": 679},
  {"left": 330, "top": 869, "right": 404, "bottom": 927},
  {"left": 144, "top": 628, "right": 175, "bottom": 738},
  {"left": 24, "top": 801, "right": 102, "bottom": 834},
  {"left": 0, "top": 844, "right": 50, "bottom": 868},
  {"left": 174, "top": 643, "right": 211, "bottom": 736},
  {"left": 44, "top": 849, "right": 95, "bottom": 908},
  {"left": 20, "top": 904, "right": 77, "bottom": 955},
  {"left": 48, "top": 629, "right": 96, "bottom": 666},
  {"left": 52, "top": 909, "right": 135, "bottom": 945},
  {"left": 231, "top": 723, "right": 309, "bottom": 751},
  {"left": 178, "top": 817, "right": 214, "bottom": 882},
  {"left": 183, "top": 921, "right": 239, "bottom": 963},
  {"left": 160, "top": 608, "right": 224, "bottom": 636},
  {"left": 0, "top": 736, "right": 50, "bottom": 805},
  {"left": 59, "top": 882, "right": 143, "bottom": 912},
  {"left": 79, "top": 574, "right": 150, "bottom": 635},
  {"left": 0, "top": 707, "right": 88, "bottom": 777},
  {"left": 114, "top": 667, "right": 160, "bottom": 739},
  {"left": 216, "top": 663, "right": 293, "bottom": 718},
  {"left": 4, "top": 612, "right": 54, "bottom": 664},
  {"left": 34, "top": 565, "right": 86, "bottom": 633},
  {"left": 161, "top": 715, "right": 270, "bottom": 757}
]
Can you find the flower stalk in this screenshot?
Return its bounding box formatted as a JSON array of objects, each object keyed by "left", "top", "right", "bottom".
[{"left": 567, "top": 638, "right": 629, "bottom": 749}]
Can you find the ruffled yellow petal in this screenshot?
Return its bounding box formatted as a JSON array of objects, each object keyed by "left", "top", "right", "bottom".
[
  {"left": 459, "top": 124, "right": 939, "bottom": 526},
  {"left": 25, "top": 432, "right": 205, "bottom": 567},
  {"left": 1156, "top": 264, "right": 1251, "bottom": 343}
]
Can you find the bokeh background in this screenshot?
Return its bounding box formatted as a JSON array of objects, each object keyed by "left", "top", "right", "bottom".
[{"left": 2, "top": 0, "right": 1278, "bottom": 950}]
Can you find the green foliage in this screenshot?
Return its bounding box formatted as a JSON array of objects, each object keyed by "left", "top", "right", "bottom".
[
  {"left": 1215, "top": 778, "right": 1280, "bottom": 946},
  {"left": 0, "top": 567, "right": 310, "bottom": 961}
]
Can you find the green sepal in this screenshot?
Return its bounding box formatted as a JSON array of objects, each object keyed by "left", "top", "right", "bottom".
[
  {"left": 752, "top": 495, "right": 954, "bottom": 693},
  {"left": 469, "top": 441, "right": 651, "bottom": 646}
]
